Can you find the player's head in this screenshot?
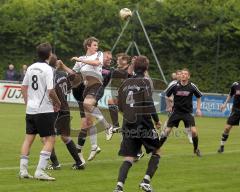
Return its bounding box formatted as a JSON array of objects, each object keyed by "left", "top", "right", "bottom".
[
  {"left": 83, "top": 36, "right": 99, "bottom": 53},
  {"left": 103, "top": 51, "right": 112, "bottom": 67},
  {"left": 116, "top": 53, "right": 130, "bottom": 69},
  {"left": 49, "top": 54, "right": 58, "bottom": 68},
  {"left": 36, "top": 42, "right": 52, "bottom": 62},
  {"left": 176, "top": 70, "right": 182, "bottom": 81},
  {"left": 181, "top": 68, "right": 190, "bottom": 81},
  {"left": 171, "top": 72, "right": 177, "bottom": 80},
  {"left": 133, "top": 55, "right": 149, "bottom": 75}
]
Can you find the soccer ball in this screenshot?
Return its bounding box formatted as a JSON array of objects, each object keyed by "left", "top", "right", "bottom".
[{"left": 119, "top": 8, "right": 132, "bottom": 20}]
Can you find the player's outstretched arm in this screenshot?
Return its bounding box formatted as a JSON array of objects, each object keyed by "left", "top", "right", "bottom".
[
  {"left": 71, "top": 57, "right": 101, "bottom": 66},
  {"left": 57, "top": 60, "right": 75, "bottom": 75}
]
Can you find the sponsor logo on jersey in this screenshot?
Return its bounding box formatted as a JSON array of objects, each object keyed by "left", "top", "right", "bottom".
[{"left": 176, "top": 91, "right": 190, "bottom": 96}]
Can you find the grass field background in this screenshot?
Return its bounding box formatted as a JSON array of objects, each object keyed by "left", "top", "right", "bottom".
[{"left": 0, "top": 103, "right": 240, "bottom": 192}]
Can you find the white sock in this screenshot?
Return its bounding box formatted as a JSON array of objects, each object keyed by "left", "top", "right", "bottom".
[
  {"left": 76, "top": 144, "right": 83, "bottom": 151},
  {"left": 89, "top": 125, "right": 98, "bottom": 148},
  {"left": 20, "top": 155, "right": 29, "bottom": 172},
  {"left": 185, "top": 127, "right": 192, "bottom": 137},
  {"left": 144, "top": 175, "right": 151, "bottom": 182},
  {"left": 117, "top": 182, "right": 124, "bottom": 188},
  {"left": 36, "top": 151, "right": 51, "bottom": 172},
  {"left": 163, "top": 120, "right": 168, "bottom": 129},
  {"left": 91, "top": 107, "right": 110, "bottom": 129}
]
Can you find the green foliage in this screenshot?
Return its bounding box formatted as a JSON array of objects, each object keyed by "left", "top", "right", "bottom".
[{"left": 0, "top": 0, "right": 240, "bottom": 92}]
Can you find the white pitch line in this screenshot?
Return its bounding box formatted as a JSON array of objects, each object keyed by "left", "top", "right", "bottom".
[{"left": 1, "top": 149, "right": 240, "bottom": 171}]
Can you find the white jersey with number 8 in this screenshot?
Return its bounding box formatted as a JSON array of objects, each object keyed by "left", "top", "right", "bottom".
[{"left": 22, "top": 62, "right": 54, "bottom": 114}]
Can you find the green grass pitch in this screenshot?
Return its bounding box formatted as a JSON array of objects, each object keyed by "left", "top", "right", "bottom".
[{"left": 0, "top": 103, "right": 240, "bottom": 192}]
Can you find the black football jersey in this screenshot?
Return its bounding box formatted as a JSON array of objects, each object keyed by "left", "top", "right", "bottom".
[
  {"left": 165, "top": 81, "right": 202, "bottom": 113},
  {"left": 54, "top": 70, "right": 72, "bottom": 111},
  {"left": 118, "top": 74, "right": 159, "bottom": 129},
  {"left": 229, "top": 82, "right": 240, "bottom": 109}
]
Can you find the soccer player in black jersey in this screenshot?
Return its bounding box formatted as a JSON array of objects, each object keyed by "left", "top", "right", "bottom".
[
  {"left": 217, "top": 81, "right": 240, "bottom": 153},
  {"left": 164, "top": 70, "right": 193, "bottom": 143},
  {"left": 46, "top": 55, "right": 84, "bottom": 170},
  {"left": 160, "top": 68, "right": 202, "bottom": 157},
  {"left": 113, "top": 56, "right": 161, "bottom": 192},
  {"left": 108, "top": 53, "right": 132, "bottom": 132}
]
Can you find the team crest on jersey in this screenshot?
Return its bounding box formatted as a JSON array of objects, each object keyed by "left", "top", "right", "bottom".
[{"left": 176, "top": 91, "right": 190, "bottom": 96}]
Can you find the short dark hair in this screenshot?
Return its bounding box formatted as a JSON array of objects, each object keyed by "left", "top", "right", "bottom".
[
  {"left": 133, "top": 55, "right": 149, "bottom": 74},
  {"left": 36, "top": 43, "right": 52, "bottom": 61},
  {"left": 181, "top": 68, "right": 191, "bottom": 75},
  {"left": 49, "top": 54, "right": 58, "bottom": 68},
  {"left": 83, "top": 37, "right": 99, "bottom": 52},
  {"left": 116, "top": 53, "right": 130, "bottom": 61}
]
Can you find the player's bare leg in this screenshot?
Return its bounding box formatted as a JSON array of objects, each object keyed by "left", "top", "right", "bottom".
[
  {"left": 19, "top": 134, "right": 36, "bottom": 179},
  {"left": 84, "top": 95, "right": 113, "bottom": 140}
]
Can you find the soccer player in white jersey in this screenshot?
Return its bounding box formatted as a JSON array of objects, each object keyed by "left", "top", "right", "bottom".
[
  {"left": 164, "top": 70, "right": 193, "bottom": 143},
  {"left": 19, "top": 43, "right": 61, "bottom": 181},
  {"left": 59, "top": 37, "right": 113, "bottom": 164}
]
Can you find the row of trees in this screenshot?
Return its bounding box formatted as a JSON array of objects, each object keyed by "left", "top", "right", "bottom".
[{"left": 0, "top": 0, "right": 240, "bottom": 92}]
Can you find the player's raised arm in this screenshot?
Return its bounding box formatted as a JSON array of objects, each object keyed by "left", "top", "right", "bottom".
[
  {"left": 71, "top": 57, "right": 101, "bottom": 66},
  {"left": 58, "top": 60, "right": 75, "bottom": 75}
]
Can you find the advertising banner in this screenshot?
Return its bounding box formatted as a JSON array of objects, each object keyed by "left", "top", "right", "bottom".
[{"left": 0, "top": 82, "right": 24, "bottom": 104}]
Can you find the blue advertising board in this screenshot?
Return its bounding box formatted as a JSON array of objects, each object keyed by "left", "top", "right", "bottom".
[
  {"left": 193, "top": 95, "right": 232, "bottom": 117},
  {"left": 160, "top": 93, "right": 233, "bottom": 118}
]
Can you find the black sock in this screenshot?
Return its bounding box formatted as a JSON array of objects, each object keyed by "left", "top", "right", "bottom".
[
  {"left": 108, "top": 104, "right": 119, "bottom": 127},
  {"left": 77, "top": 129, "right": 87, "bottom": 153},
  {"left": 145, "top": 154, "right": 160, "bottom": 182},
  {"left": 66, "top": 140, "right": 82, "bottom": 164},
  {"left": 117, "top": 161, "right": 133, "bottom": 184},
  {"left": 159, "top": 136, "right": 167, "bottom": 147},
  {"left": 221, "top": 132, "right": 229, "bottom": 144},
  {"left": 192, "top": 136, "right": 199, "bottom": 150},
  {"left": 50, "top": 148, "right": 59, "bottom": 166}
]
